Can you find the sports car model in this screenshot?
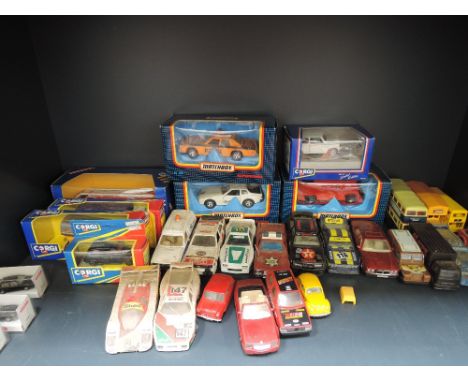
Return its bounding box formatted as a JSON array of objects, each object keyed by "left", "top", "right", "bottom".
[
  {"left": 0, "top": 305, "right": 18, "bottom": 322},
  {"left": 297, "top": 273, "right": 331, "bottom": 318},
  {"left": 265, "top": 269, "right": 312, "bottom": 336},
  {"left": 297, "top": 181, "right": 364, "bottom": 206},
  {"left": 234, "top": 279, "right": 280, "bottom": 355},
  {"left": 197, "top": 274, "right": 235, "bottom": 322},
  {"left": 319, "top": 215, "right": 360, "bottom": 275},
  {"left": 253, "top": 222, "right": 290, "bottom": 277},
  {"left": 220, "top": 219, "right": 256, "bottom": 274},
  {"left": 287, "top": 215, "right": 326, "bottom": 274},
  {"left": 154, "top": 263, "right": 200, "bottom": 352},
  {"left": 197, "top": 184, "right": 264, "bottom": 209},
  {"left": 0, "top": 275, "right": 34, "bottom": 294},
  {"left": 351, "top": 221, "right": 399, "bottom": 278}
]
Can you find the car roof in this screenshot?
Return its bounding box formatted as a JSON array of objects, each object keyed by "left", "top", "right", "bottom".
[
  {"left": 206, "top": 274, "right": 234, "bottom": 293},
  {"left": 298, "top": 273, "right": 321, "bottom": 286},
  {"left": 274, "top": 270, "right": 298, "bottom": 292}
]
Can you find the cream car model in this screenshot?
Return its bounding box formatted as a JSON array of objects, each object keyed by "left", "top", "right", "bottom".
[
  {"left": 151, "top": 210, "right": 196, "bottom": 267},
  {"left": 183, "top": 217, "right": 226, "bottom": 275},
  {"left": 220, "top": 219, "right": 256, "bottom": 274},
  {"left": 154, "top": 263, "right": 200, "bottom": 352},
  {"left": 197, "top": 184, "right": 264, "bottom": 209}
]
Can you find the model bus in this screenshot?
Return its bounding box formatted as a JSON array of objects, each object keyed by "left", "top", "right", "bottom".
[
  {"left": 430, "top": 187, "right": 467, "bottom": 232},
  {"left": 406, "top": 181, "right": 448, "bottom": 225},
  {"left": 387, "top": 179, "right": 427, "bottom": 229}
]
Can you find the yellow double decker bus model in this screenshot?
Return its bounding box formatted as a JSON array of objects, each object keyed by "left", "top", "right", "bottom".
[
  {"left": 430, "top": 187, "right": 467, "bottom": 232},
  {"left": 406, "top": 181, "right": 448, "bottom": 225},
  {"left": 387, "top": 179, "right": 427, "bottom": 229}
]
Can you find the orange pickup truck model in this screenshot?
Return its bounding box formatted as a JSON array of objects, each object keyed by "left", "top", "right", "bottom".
[{"left": 179, "top": 134, "right": 258, "bottom": 161}]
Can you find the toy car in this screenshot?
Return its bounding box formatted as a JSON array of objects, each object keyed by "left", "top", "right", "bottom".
[
  {"left": 74, "top": 241, "right": 134, "bottom": 266},
  {"left": 220, "top": 219, "right": 256, "bottom": 274},
  {"left": 351, "top": 221, "right": 399, "bottom": 278},
  {"left": 297, "top": 273, "right": 331, "bottom": 318},
  {"left": 197, "top": 274, "right": 235, "bottom": 322},
  {"left": 340, "top": 286, "right": 356, "bottom": 304},
  {"left": 265, "top": 269, "right": 312, "bottom": 336},
  {"left": 301, "top": 131, "right": 364, "bottom": 159},
  {"left": 287, "top": 214, "right": 326, "bottom": 274},
  {"left": 297, "top": 181, "right": 364, "bottom": 205},
  {"left": 234, "top": 278, "right": 280, "bottom": 355},
  {"left": 77, "top": 188, "right": 156, "bottom": 201},
  {"left": 183, "top": 216, "right": 225, "bottom": 275},
  {"left": 179, "top": 134, "right": 258, "bottom": 161},
  {"left": 0, "top": 305, "right": 18, "bottom": 322},
  {"left": 457, "top": 229, "right": 468, "bottom": 246},
  {"left": 198, "top": 184, "right": 264, "bottom": 209},
  {"left": 253, "top": 222, "right": 290, "bottom": 277},
  {"left": 154, "top": 263, "right": 200, "bottom": 352},
  {"left": 319, "top": 215, "right": 360, "bottom": 275},
  {"left": 0, "top": 275, "right": 34, "bottom": 294}
]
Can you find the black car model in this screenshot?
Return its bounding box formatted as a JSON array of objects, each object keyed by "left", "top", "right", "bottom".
[
  {"left": 287, "top": 214, "right": 326, "bottom": 274},
  {"left": 0, "top": 304, "right": 18, "bottom": 322},
  {"left": 0, "top": 275, "right": 34, "bottom": 294},
  {"left": 74, "top": 241, "right": 133, "bottom": 266}
]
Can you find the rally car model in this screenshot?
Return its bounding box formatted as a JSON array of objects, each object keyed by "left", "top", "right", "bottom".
[
  {"left": 74, "top": 241, "right": 134, "bottom": 267},
  {"left": 253, "top": 222, "right": 290, "bottom": 278},
  {"left": 234, "top": 278, "right": 280, "bottom": 355},
  {"left": 287, "top": 215, "right": 326, "bottom": 274},
  {"left": 351, "top": 221, "right": 399, "bottom": 278},
  {"left": 265, "top": 269, "right": 312, "bottom": 336},
  {"left": 0, "top": 305, "right": 18, "bottom": 322},
  {"left": 319, "top": 215, "right": 360, "bottom": 275},
  {"left": 220, "top": 219, "right": 256, "bottom": 274},
  {"left": 154, "top": 263, "right": 200, "bottom": 352},
  {"left": 179, "top": 134, "right": 258, "bottom": 161},
  {"left": 0, "top": 275, "right": 34, "bottom": 294},
  {"left": 197, "top": 274, "right": 235, "bottom": 322},
  {"left": 183, "top": 216, "right": 225, "bottom": 275},
  {"left": 198, "top": 184, "right": 264, "bottom": 209},
  {"left": 297, "top": 273, "right": 331, "bottom": 318},
  {"left": 297, "top": 181, "right": 364, "bottom": 206}
]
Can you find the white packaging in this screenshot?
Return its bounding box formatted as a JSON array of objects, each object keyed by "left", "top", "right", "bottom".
[
  {"left": 0, "top": 294, "right": 36, "bottom": 332},
  {"left": 0, "top": 265, "right": 48, "bottom": 298},
  {"left": 105, "top": 265, "right": 160, "bottom": 354},
  {"left": 0, "top": 328, "right": 9, "bottom": 351}
]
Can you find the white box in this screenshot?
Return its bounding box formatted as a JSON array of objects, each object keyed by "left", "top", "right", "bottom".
[
  {"left": 0, "top": 294, "right": 36, "bottom": 332},
  {"left": 0, "top": 265, "right": 48, "bottom": 298},
  {"left": 0, "top": 328, "right": 8, "bottom": 351}
]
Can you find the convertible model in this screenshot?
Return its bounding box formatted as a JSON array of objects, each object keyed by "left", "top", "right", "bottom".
[
  {"left": 198, "top": 184, "right": 264, "bottom": 209},
  {"left": 220, "top": 219, "right": 256, "bottom": 274},
  {"left": 297, "top": 181, "right": 364, "bottom": 206},
  {"left": 0, "top": 275, "right": 34, "bottom": 294}
]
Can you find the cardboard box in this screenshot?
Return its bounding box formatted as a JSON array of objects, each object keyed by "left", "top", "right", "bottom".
[
  {"left": 0, "top": 328, "right": 8, "bottom": 351},
  {"left": 0, "top": 266, "right": 48, "bottom": 298},
  {"left": 0, "top": 294, "right": 36, "bottom": 332}
]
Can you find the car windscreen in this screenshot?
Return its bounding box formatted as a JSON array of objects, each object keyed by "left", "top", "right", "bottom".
[
  {"left": 160, "top": 302, "right": 191, "bottom": 315},
  {"left": 278, "top": 291, "right": 303, "bottom": 308},
  {"left": 260, "top": 241, "right": 283, "bottom": 252},
  {"left": 306, "top": 287, "right": 322, "bottom": 294},
  {"left": 160, "top": 235, "right": 184, "bottom": 247},
  {"left": 192, "top": 235, "right": 216, "bottom": 247},
  {"left": 241, "top": 303, "right": 271, "bottom": 320},
  {"left": 363, "top": 239, "right": 391, "bottom": 253},
  {"left": 227, "top": 234, "right": 249, "bottom": 246},
  {"left": 294, "top": 236, "right": 320, "bottom": 246},
  {"left": 246, "top": 185, "right": 261, "bottom": 194},
  {"left": 204, "top": 291, "right": 225, "bottom": 302}
]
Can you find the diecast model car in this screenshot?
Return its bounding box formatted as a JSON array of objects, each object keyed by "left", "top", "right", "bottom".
[
  {"left": 118, "top": 277, "right": 151, "bottom": 333},
  {"left": 265, "top": 269, "right": 312, "bottom": 336},
  {"left": 196, "top": 274, "right": 235, "bottom": 322},
  {"left": 179, "top": 134, "right": 258, "bottom": 161},
  {"left": 300, "top": 131, "right": 364, "bottom": 158},
  {"left": 234, "top": 278, "right": 280, "bottom": 355},
  {"left": 74, "top": 241, "right": 134, "bottom": 267},
  {"left": 183, "top": 216, "right": 226, "bottom": 275},
  {"left": 297, "top": 273, "right": 331, "bottom": 318},
  {"left": 297, "top": 181, "right": 364, "bottom": 206},
  {"left": 319, "top": 215, "right": 360, "bottom": 275},
  {"left": 0, "top": 305, "right": 18, "bottom": 322},
  {"left": 154, "top": 263, "right": 200, "bottom": 352},
  {"left": 197, "top": 184, "right": 264, "bottom": 209},
  {"left": 220, "top": 219, "right": 256, "bottom": 274},
  {"left": 253, "top": 222, "right": 290, "bottom": 278},
  {"left": 351, "top": 221, "right": 399, "bottom": 278},
  {"left": 287, "top": 215, "right": 326, "bottom": 274},
  {"left": 0, "top": 275, "right": 34, "bottom": 294}
]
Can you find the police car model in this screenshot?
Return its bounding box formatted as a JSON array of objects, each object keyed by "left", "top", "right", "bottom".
[{"left": 220, "top": 219, "right": 256, "bottom": 274}]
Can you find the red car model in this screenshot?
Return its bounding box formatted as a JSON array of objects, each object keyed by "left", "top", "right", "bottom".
[
  {"left": 196, "top": 274, "right": 235, "bottom": 322},
  {"left": 351, "top": 220, "right": 399, "bottom": 278},
  {"left": 297, "top": 181, "right": 364, "bottom": 205},
  {"left": 265, "top": 269, "right": 312, "bottom": 336},
  {"left": 457, "top": 229, "right": 468, "bottom": 246},
  {"left": 234, "top": 279, "right": 280, "bottom": 355},
  {"left": 253, "top": 222, "right": 290, "bottom": 277}
]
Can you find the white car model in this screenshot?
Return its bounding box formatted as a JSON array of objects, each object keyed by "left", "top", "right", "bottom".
[
  {"left": 197, "top": 184, "right": 264, "bottom": 209},
  {"left": 154, "top": 263, "right": 200, "bottom": 352},
  {"left": 220, "top": 219, "right": 256, "bottom": 274},
  {"left": 183, "top": 216, "right": 226, "bottom": 275},
  {"left": 301, "top": 130, "right": 364, "bottom": 157},
  {"left": 151, "top": 210, "right": 196, "bottom": 267}
]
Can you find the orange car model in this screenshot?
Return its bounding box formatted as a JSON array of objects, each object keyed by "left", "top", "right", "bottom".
[{"left": 179, "top": 134, "right": 258, "bottom": 161}]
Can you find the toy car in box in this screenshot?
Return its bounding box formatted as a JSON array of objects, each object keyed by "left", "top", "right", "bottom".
[
  {"left": 0, "top": 266, "right": 48, "bottom": 298},
  {"left": 161, "top": 114, "right": 277, "bottom": 182},
  {"left": 0, "top": 294, "right": 36, "bottom": 332},
  {"left": 284, "top": 124, "right": 374, "bottom": 181},
  {"left": 281, "top": 164, "right": 391, "bottom": 224}
]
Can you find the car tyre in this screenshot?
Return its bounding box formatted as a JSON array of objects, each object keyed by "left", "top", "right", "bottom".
[
  {"left": 231, "top": 151, "right": 243, "bottom": 161},
  {"left": 187, "top": 148, "right": 199, "bottom": 159},
  {"left": 204, "top": 199, "right": 217, "bottom": 209},
  {"left": 242, "top": 199, "right": 255, "bottom": 208}
]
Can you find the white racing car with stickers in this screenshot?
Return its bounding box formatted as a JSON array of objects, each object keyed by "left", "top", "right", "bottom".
[{"left": 220, "top": 219, "right": 256, "bottom": 274}]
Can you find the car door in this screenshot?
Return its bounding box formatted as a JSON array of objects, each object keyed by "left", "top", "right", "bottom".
[{"left": 224, "top": 189, "right": 240, "bottom": 204}]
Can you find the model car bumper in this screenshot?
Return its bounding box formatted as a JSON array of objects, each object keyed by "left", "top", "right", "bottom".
[
  {"left": 328, "top": 265, "right": 360, "bottom": 275},
  {"left": 280, "top": 325, "right": 312, "bottom": 336}
]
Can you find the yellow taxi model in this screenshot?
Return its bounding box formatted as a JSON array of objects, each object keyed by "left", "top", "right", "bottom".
[{"left": 297, "top": 273, "right": 331, "bottom": 318}]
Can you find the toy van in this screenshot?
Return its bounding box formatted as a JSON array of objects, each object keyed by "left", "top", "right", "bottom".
[{"left": 150, "top": 210, "right": 197, "bottom": 267}]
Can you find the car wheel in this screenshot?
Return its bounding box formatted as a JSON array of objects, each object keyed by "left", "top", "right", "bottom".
[
  {"left": 242, "top": 199, "right": 255, "bottom": 208},
  {"left": 306, "top": 195, "right": 317, "bottom": 204},
  {"left": 187, "top": 148, "right": 198, "bottom": 159},
  {"left": 231, "top": 151, "right": 243, "bottom": 161},
  {"left": 204, "top": 199, "right": 217, "bottom": 209},
  {"left": 344, "top": 194, "right": 357, "bottom": 204}
]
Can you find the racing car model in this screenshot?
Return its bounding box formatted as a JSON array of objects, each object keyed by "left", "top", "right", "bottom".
[
  {"left": 319, "top": 215, "right": 360, "bottom": 275},
  {"left": 197, "top": 184, "right": 264, "bottom": 209},
  {"left": 265, "top": 269, "right": 312, "bottom": 336},
  {"left": 253, "top": 222, "right": 290, "bottom": 277},
  {"left": 0, "top": 275, "right": 34, "bottom": 294},
  {"left": 351, "top": 221, "right": 399, "bottom": 278},
  {"left": 154, "top": 263, "right": 201, "bottom": 352},
  {"left": 297, "top": 181, "right": 364, "bottom": 206},
  {"left": 197, "top": 274, "right": 235, "bottom": 322},
  {"left": 297, "top": 273, "right": 331, "bottom": 318},
  {"left": 234, "top": 278, "right": 280, "bottom": 355},
  {"left": 287, "top": 214, "right": 326, "bottom": 274},
  {"left": 220, "top": 219, "right": 256, "bottom": 274}
]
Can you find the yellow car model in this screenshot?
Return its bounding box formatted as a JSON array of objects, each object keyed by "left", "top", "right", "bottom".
[{"left": 297, "top": 273, "right": 331, "bottom": 318}]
